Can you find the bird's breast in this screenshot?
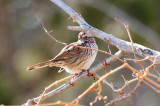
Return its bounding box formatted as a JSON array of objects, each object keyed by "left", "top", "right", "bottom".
[{"left": 63, "top": 43, "right": 98, "bottom": 74}]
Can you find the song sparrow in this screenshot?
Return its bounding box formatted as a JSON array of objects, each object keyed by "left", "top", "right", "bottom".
[{"left": 26, "top": 32, "right": 98, "bottom": 74}]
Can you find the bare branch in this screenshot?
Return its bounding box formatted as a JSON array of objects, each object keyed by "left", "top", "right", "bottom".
[
  {"left": 50, "top": 0, "right": 160, "bottom": 64},
  {"left": 73, "top": 0, "right": 160, "bottom": 50},
  {"left": 71, "top": 62, "right": 127, "bottom": 105}
]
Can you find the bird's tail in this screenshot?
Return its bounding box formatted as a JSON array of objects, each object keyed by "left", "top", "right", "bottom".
[{"left": 26, "top": 60, "right": 54, "bottom": 71}]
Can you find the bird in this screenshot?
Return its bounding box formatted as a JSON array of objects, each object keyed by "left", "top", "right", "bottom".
[{"left": 26, "top": 32, "right": 98, "bottom": 74}]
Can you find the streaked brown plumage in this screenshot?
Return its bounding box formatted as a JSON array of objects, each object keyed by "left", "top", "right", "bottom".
[{"left": 26, "top": 32, "right": 98, "bottom": 74}]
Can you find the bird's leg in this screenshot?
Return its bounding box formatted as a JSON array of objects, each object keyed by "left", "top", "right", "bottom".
[
  {"left": 87, "top": 69, "right": 97, "bottom": 80},
  {"left": 81, "top": 69, "right": 96, "bottom": 79},
  {"left": 72, "top": 73, "right": 78, "bottom": 79},
  {"left": 69, "top": 81, "right": 76, "bottom": 86}
]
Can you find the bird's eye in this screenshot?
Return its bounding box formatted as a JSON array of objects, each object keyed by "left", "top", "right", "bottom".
[{"left": 66, "top": 50, "right": 70, "bottom": 53}]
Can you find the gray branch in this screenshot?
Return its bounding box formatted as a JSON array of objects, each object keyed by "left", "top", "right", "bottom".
[
  {"left": 50, "top": 0, "right": 160, "bottom": 64},
  {"left": 72, "top": 0, "right": 160, "bottom": 50}
]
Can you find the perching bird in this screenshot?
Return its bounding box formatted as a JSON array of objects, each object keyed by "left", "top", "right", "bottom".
[{"left": 26, "top": 32, "right": 98, "bottom": 74}]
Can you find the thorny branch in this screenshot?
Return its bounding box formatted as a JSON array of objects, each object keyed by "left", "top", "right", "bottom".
[{"left": 23, "top": 0, "right": 160, "bottom": 106}]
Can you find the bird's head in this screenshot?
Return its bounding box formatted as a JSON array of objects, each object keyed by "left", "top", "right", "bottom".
[{"left": 78, "top": 32, "right": 95, "bottom": 43}]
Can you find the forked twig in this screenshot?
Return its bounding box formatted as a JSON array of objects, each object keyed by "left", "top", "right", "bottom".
[
  {"left": 115, "top": 18, "right": 145, "bottom": 71},
  {"left": 71, "top": 63, "right": 127, "bottom": 105},
  {"left": 36, "top": 75, "right": 72, "bottom": 105},
  {"left": 105, "top": 80, "right": 143, "bottom": 106}
]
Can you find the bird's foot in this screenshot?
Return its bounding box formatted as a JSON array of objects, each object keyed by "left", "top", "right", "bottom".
[
  {"left": 69, "top": 81, "right": 76, "bottom": 86},
  {"left": 72, "top": 73, "right": 78, "bottom": 79},
  {"left": 87, "top": 70, "right": 97, "bottom": 80}
]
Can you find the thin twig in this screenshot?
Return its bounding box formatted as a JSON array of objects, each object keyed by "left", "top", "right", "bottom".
[
  {"left": 126, "top": 64, "right": 160, "bottom": 89},
  {"left": 115, "top": 18, "right": 145, "bottom": 71},
  {"left": 71, "top": 63, "right": 127, "bottom": 105},
  {"left": 142, "top": 80, "right": 160, "bottom": 93},
  {"left": 36, "top": 75, "right": 72, "bottom": 105},
  {"left": 105, "top": 80, "right": 143, "bottom": 106}
]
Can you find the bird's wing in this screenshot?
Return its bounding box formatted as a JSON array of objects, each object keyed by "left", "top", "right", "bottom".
[{"left": 51, "top": 42, "right": 82, "bottom": 62}]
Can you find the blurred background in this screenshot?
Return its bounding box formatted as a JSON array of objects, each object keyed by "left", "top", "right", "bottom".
[{"left": 0, "top": 0, "right": 160, "bottom": 105}]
